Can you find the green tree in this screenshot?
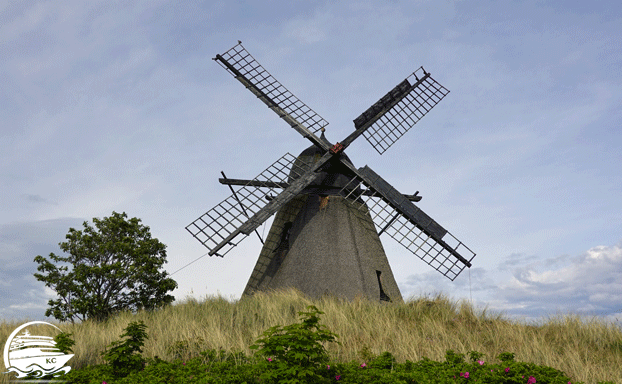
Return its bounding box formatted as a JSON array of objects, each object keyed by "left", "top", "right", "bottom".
[
  {"left": 101, "top": 320, "right": 149, "bottom": 378},
  {"left": 34, "top": 211, "right": 177, "bottom": 323}
]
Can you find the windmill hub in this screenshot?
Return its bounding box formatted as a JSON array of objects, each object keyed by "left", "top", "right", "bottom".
[{"left": 290, "top": 136, "right": 358, "bottom": 197}]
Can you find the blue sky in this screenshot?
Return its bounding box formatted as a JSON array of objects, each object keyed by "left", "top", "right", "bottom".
[{"left": 1, "top": 1, "right": 620, "bottom": 328}]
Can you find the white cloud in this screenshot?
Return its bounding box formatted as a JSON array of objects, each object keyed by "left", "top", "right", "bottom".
[
  {"left": 8, "top": 302, "right": 47, "bottom": 311},
  {"left": 283, "top": 11, "right": 330, "bottom": 44},
  {"left": 40, "top": 181, "right": 157, "bottom": 222},
  {"left": 492, "top": 242, "right": 622, "bottom": 321},
  {"left": 0, "top": 1, "right": 53, "bottom": 45},
  {"left": 44, "top": 286, "right": 57, "bottom": 298}
]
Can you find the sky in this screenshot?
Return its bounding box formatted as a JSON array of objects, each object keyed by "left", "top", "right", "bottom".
[{"left": 1, "top": 0, "right": 621, "bottom": 329}]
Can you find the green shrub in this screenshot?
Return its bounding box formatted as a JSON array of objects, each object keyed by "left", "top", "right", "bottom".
[
  {"left": 101, "top": 320, "right": 148, "bottom": 378},
  {"left": 369, "top": 351, "right": 396, "bottom": 370},
  {"left": 249, "top": 305, "right": 341, "bottom": 383},
  {"left": 444, "top": 349, "right": 465, "bottom": 366},
  {"left": 64, "top": 364, "right": 114, "bottom": 384},
  {"left": 54, "top": 331, "right": 76, "bottom": 354}
]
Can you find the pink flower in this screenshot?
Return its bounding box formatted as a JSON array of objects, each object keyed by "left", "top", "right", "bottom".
[
  {"left": 267, "top": 358, "right": 273, "bottom": 362},
  {"left": 327, "top": 365, "right": 330, "bottom": 370},
  {"left": 360, "top": 363, "right": 367, "bottom": 368},
  {"left": 478, "top": 360, "right": 484, "bottom": 365},
  {"left": 527, "top": 376, "right": 536, "bottom": 384},
  {"left": 491, "top": 369, "right": 494, "bottom": 372},
  {"left": 335, "top": 375, "right": 341, "bottom": 380},
  {"left": 460, "top": 372, "right": 470, "bottom": 378},
  {"left": 505, "top": 367, "right": 510, "bottom": 373}
]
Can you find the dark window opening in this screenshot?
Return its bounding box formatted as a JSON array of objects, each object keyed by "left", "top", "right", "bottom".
[{"left": 376, "top": 270, "right": 391, "bottom": 302}]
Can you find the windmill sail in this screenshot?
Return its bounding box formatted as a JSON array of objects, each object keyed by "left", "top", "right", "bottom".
[
  {"left": 214, "top": 41, "right": 329, "bottom": 150},
  {"left": 186, "top": 153, "right": 310, "bottom": 257},
  {"left": 339, "top": 166, "right": 475, "bottom": 281},
  {"left": 352, "top": 67, "right": 450, "bottom": 155}
]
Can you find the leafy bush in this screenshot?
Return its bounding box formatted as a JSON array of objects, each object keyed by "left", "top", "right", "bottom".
[
  {"left": 101, "top": 320, "right": 148, "bottom": 378},
  {"left": 249, "top": 305, "right": 341, "bottom": 383},
  {"left": 54, "top": 331, "right": 76, "bottom": 354},
  {"left": 444, "top": 349, "right": 466, "bottom": 366},
  {"left": 369, "top": 351, "right": 396, "bottom": 370},
  {"left": 64, "top": 364, "right": 113, "bottom": 384}
]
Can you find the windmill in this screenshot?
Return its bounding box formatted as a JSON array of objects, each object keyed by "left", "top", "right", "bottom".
[{"left": 186, "top": 41, "right": 476, "bottom": 303}]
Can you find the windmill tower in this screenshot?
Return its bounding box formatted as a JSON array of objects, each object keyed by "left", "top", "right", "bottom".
[{"left": 187, "top": 41, "right": 476, "bottom": 302}]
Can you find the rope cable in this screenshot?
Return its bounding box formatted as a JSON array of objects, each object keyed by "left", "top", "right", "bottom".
[{"left": 170, "top": 251, "right": 210, "bottom": 276}]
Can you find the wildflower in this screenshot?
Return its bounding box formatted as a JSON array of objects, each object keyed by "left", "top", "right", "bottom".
[
  {"left": 527, "top": 376, "right": 536, "bottom": 384},
  {"left": 505, "top": 367, "right": 510, "bottom": 373},
  {"left": 478, "top": 360, "right": 484, "bottom": 365},
  {"left": 335, "top": 375, "right": 341, "bottom": 380},
  {"left": 460, "top": 372, "right": 470, "bottom": 378},
  {"left": 491, "top": 370, "right": 494, "bottom": 372},
  {"left": 327, "top": 365, "right": 330, "bottom": 370},
  {"left": 360, "top": 363, "right": 367, "bottom": 368},
  {"left": 267, "top": 358, "right": 273, "bottom": 362}
]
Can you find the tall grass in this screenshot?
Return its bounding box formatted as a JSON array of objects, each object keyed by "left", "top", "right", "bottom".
[{"left": 1, "top": 288, "right": 620, "bottom": 383}]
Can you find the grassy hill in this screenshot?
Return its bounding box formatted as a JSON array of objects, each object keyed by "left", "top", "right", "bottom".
[{"left": 1, "top": 288, "right": 620, "bottom": 383}]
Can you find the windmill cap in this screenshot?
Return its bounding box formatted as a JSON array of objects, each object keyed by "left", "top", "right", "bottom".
[{"left": 289, "top": 141, "right": 358, "bottom": 195}]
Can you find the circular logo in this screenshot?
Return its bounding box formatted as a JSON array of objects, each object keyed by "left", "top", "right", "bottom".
[{"left": 3, "top": 321, "right": 73, "bottom": 379}]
